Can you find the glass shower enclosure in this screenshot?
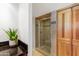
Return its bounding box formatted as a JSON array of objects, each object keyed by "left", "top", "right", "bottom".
[{"left": 35, "top": 13, "right": 51, "bottom": 55}]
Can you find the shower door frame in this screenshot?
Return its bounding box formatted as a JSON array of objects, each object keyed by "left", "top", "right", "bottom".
[{"left": 35, "top": 12, "right": 52, "bottom": 55}]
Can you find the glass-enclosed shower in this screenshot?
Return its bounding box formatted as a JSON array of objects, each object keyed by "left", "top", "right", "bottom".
[{"left": 35, "top": 15, "right": 51, "bottom": 55}]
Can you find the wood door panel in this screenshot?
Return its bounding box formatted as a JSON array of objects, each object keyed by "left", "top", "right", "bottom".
[
  {"left": 58, "top": 40, "right": 64, "bottom": 56},
  {"left": 57, "top": 11, "right": 63, "bottom": 38},
  {"left": 73, "top": 6, "right": 79, "bottom": 56},
  {"left": 64, "top": 9, "right": 72, "bottom": 39},
  {"left": 58, "top": 39, "right": 71, "bottom": 56},
  {"left": 73, "top": 6, "right": 79, "bottom": 40},
  {"left": 57, "top": 8, "right": 72, "bottom": 56},
  {"left": 58, "top": 9, "right": 72, "bottom": 39},
  {"left": 73, "top": 40, "right": 79, "bottom": 56}
]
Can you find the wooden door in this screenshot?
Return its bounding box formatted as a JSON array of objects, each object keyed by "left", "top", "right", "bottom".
[
  {"left": 57, "top": 8, "right": 72, "bottom": 56},
  {"left": 73, "top": 5, "right": 79, "bottom": 56}
]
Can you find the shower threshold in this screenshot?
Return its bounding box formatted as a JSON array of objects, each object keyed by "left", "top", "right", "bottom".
[{"left": 36, "top": 47, "right": 51, "bottom": 56}]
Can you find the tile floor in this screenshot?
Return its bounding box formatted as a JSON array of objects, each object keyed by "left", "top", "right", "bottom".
[{"left": 32, "top": 50, "right": 44, "bottom": 56}]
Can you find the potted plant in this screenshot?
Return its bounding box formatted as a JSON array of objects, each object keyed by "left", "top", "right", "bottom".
[{"left": 4, "top": 28, "right": 18, "bottom": 46}]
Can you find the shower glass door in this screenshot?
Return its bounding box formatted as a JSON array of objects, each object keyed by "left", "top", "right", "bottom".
[{"left": 35, "top": 18, "right": 51, "bottom": 55}]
